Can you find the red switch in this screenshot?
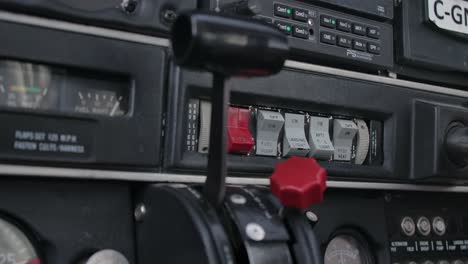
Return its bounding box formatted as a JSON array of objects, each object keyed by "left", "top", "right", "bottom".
[
  {"left": 270, "top": 156, "right": 327, "bottom": 210},
  {"left": 228, "top": 107, "right": 254, "bottom": 154}
]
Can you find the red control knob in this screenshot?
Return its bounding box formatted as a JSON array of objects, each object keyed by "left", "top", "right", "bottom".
[{"left": 270, "top": 156, "right": 327, "bottom": 210}]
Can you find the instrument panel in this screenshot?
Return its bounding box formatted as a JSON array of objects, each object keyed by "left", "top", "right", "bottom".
[
  {"left": 0, "top": 0, "right": 467, "bottom": 264},
  {"left": 0, "top": 20, "right": 165, "bottom": 167},
  {"left": 207, "top": 0, "right": 394, "bottom": 70}
]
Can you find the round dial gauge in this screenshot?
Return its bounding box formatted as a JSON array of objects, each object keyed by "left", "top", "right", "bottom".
[
  {"left": 324, "top": 234, "right": 372, "bottom": 264},
  {"left": 0, "top": 217, "right": 41, "bottom": 264}
]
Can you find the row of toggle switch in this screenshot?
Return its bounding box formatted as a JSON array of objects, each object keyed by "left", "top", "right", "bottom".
[
  {"left": 400, "top": 216, "right": 446, "bottom": 237},
  {"left": 186, "top": 100, "right": 383, "bottom": 165}
]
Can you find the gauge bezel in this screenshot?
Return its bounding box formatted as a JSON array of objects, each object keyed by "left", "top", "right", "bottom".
[
  {"left": 324, "top": 228, "right": 375, "bottom": 264},
  {"left": 0, "top": 212, "right": 45, "bottom": 264}
]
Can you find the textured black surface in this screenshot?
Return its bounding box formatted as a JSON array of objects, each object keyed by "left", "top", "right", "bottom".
[
  {"left": 396, "top": 0, "right": 468, "bottom": 73},
  {"left": 0, "top": 0, "right": 197, "bottom": 35}
]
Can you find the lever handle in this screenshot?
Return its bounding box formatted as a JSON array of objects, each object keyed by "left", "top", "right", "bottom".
[
  {"left": 446, "top": 123, "right": 468, "bottom": 167},
  {"left": 171, "top": 11, "right": 289, "bottom": 77},
  {"left": 171, "top": 11, "right": 288, "bottom": 207}
]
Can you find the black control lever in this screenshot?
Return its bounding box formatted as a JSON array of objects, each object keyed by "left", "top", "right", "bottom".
[
  {"left": 136, "top": 12, "right": 326, "bottom": 264},
  {"left": 171, "top": 11, "right": 289, "bottom": 206},
  {"left": 446, "top": 123, "right": 468, "bottom": 167}
]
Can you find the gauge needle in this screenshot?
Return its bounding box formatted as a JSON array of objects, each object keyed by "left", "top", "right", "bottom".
[{"left": 110, "top": 101, "right": 120, "bottom": 117}]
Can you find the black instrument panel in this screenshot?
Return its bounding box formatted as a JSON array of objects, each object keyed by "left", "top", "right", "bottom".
[
  {"left": 312, "top": 189, "right": 468, "bottom": 264},
  {"left": 0, "top": 20, "right": 166, "bottom": 167},
  {"left": 0, "top": 2, "right": 468, "bottom": 264},
  {"left": 385, "top": 191, "right": 468, "bottom": 264},
  {"left": 207, "top": 0, "right": 393, "bottom": 70}
]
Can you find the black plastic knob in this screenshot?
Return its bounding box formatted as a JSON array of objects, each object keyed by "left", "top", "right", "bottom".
[
  {"left": 171, "top": 11, "right": 289, "bottom": 77},
  {"left": 445, "top": 123, "right": 468, "bottom": 167},
  {"left": 121, "top": 0, "right": 138, "bottom": 14}
]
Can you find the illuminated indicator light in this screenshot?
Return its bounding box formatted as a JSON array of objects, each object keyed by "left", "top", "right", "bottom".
[
  {"left": 332, "top": 20, "right": 336, "bottom": 25},
  {"left": 10, "top": 85, "right": 42, "bottom": 94},
  {"left": 287, "top": 9, "right": 291, "bottom": 14},
  {"left": 287, "top": 26, "right": 291, "bottom": 31}
]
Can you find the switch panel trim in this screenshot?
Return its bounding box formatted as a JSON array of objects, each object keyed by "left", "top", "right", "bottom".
[{"left": 3, "top": 164, "right": 468, "bottom": 194}]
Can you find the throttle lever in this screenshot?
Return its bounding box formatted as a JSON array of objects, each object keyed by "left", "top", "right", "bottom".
[{"left": 171, "top": 11, "right": 289, "bottom": 207}]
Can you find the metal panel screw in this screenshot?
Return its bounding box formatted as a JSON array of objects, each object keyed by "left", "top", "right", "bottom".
[{"left": 134, "top": 203, "right": 147, "bottom": 222}]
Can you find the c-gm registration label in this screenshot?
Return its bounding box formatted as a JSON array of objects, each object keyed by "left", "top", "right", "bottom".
[{"left": 428, "top": 0, "right": 468, "bottom": 35}]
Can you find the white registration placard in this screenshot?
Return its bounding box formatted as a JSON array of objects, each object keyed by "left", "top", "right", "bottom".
[{"left": 427, "top": 0, "right": 468, "bottom": 35}]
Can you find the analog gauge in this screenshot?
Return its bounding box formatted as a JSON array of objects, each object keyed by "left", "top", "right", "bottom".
[
  {"left": 0, "top": 61, "right": 58, "bottom": 110},
  {"left": 83, "top": 249, "right": 129, "bottom": 264},
  {"left": 0, "top": 217, "right": 41, "bottom": 264},
  {"left": 74, "top": 88, "right": 126, "bottom": 117},
  {"left": 324, "top": 234, "right": 372, "bottom": 264}
]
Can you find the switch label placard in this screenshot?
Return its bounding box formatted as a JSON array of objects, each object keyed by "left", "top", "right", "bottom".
[
  {"left": 309, "top": 116, "right": 334, "bottom": 160},
  {"left": 333, "top": 119, "right": 358, "bottom": 161},
  {"left": 256, "top": 110, "right": 285, "bottom": 156},
  {"left": 283, "top": 113, "right": 310, "bottom": 157}
]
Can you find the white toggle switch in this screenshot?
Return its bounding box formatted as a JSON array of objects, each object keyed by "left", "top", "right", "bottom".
[
  {"left": 256, "top": 110, "right": 284, "bottom": 156},
  {"left": 354, "top": 119, "right": 370, "bottom": 165},
  {"left": 198, "top": 100, "right": 211, "bottom": 153},
  {"left": 333, "top": 119, "right": 358, "bottom": 161},
  {"left": 309, "top": 116, "right": 334, "bottom": 160},
  {"left": 283, "top": 113, "right": 310, "bottom": 157}
]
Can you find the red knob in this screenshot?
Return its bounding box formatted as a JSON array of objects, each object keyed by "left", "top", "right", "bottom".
[{"left": 270, "top": 156, "right": 327, "bottom": 210}]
